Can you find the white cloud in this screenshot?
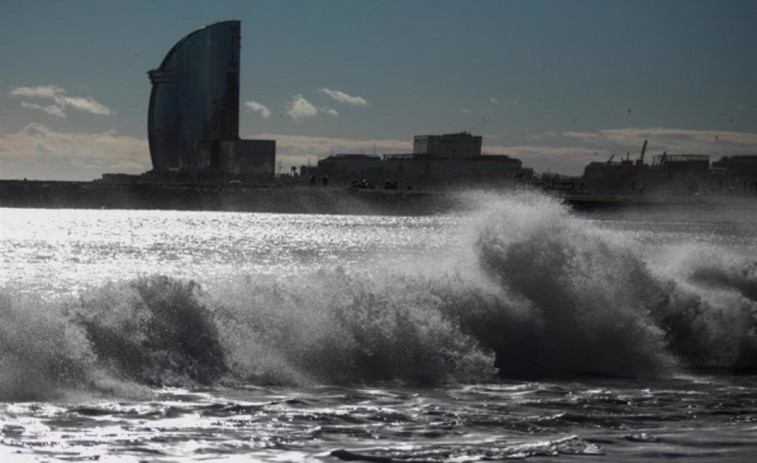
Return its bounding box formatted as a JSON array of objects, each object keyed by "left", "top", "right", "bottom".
[
  {"left": 244, "top": 100, "right": 271, "bottom": 118},
  {"left": 489, "top": 97, "right": 500, "bottom": 104},
  {"left": 286, "top": 95, "right": 319, "bottom": 120},
  {"left": 460, "top": 108, "right": 473, "bottom": 114},
  {"left": 561, "top": 131, "right": 600, "bottom": 141},
  {"left": 317, "top": 88, "right": 371, "bottom": 106},
  {"left": 499, "top": 144, "right": 599, "bottom": 175},
  {"left": 10, "top": 86, "right": 63, "bottom": 99},
  {"left": 59, "top": 95, "right": 110, "bottom": 116},
  {"left": 8, "top": 85, "right": 111, "bottom": 117},
  {"left": 286, "top": 95, "right": 338, "bottom": 120},
  {"left": 0, "top": 122, "right": 149, "bottom": 181},
  {"left": 21, "top": 102, "right": 66, "bottom": 118}
]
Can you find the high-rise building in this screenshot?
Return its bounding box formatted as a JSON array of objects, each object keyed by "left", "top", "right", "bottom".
[{"left": 147, "top": 21, "right": 274, "bottom": 178}]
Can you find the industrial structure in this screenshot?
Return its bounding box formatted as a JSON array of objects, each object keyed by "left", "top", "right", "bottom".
[
  {"left": 146, "top": 21, "right": 275, "bottom": 180},
  {"left": 582, "top": 140, "right": 757, "bottom": 194},
  {"left": 301, "top": 132, "right": 530, "bottom": 188}
]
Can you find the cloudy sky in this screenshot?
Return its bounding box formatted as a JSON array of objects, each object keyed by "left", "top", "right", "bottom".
[{"left": 1, "top": 0, "right": 756, "bottom": 180}]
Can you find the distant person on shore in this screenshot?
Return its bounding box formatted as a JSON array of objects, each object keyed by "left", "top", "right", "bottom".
[{"left": 322, "top": 175, "right": 329, "bottom": 187}]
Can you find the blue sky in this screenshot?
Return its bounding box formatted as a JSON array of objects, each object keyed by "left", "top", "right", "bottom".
[{"left": 1, "top": 0, "right": 756, "bottom": 180}]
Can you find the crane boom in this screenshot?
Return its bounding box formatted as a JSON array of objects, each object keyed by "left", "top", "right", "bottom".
[{"left": 638, "top": 140, "right": 648, "bottom": 165}]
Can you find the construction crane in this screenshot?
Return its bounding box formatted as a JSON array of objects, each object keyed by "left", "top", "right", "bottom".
[{"left": 636, "top": 139, "right": 648, "bottom": 166}]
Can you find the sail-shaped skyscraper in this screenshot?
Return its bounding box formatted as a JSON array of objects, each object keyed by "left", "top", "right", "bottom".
[{"left": 147, "top": 21, "right": 274, "bottom": 178}]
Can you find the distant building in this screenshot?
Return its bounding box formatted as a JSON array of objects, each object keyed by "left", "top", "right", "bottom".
[
  {"left": 301, "top": 133, "right": 529, "bottom": 188},
  {"left": 583, "top": 151, "right": 714, "bottom": 194},
  {"left": 147, "top": 20, "right": 274, "bottom": 179},
  {"left": 315, "top": 154, "right": 384, "bottom": 180},
  {"left": 413, "top": 132, "right": 483, "bottom": 159},
  {"left": 576, "top": 134, "right": 757, "bottom": 195},
  {"left": 650, "top": 154, "right": 710, "bottom": 176},
  {"left": 711, "top": 155, "right": 757, "bottom": 193}
]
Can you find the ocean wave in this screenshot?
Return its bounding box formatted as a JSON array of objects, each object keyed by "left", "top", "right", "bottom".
[{"left": 1, "top": 192, "right": 755, "bottom": 400}]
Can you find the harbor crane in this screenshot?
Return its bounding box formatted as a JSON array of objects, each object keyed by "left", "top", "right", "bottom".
[{"left": 636, "top": 140, "right": 648, "bottom": 166}]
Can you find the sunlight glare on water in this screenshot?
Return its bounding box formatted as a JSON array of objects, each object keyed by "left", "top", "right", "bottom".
[{"left": 0, "top": 208, "right": 458, "bottom": 297}]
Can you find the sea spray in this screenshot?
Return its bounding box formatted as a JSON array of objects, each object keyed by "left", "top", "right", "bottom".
[
  {"left": 464, "top": 191, "right": 678, "bottom": 377},
  {"left": 467, "top": 191, "right": 757, "bottom": 374},
  {"left": 0, "top": 293, "right": 96, "bottom": 400},
  {"left": 74, "top": 276, "right": 227, "bottom": 386},
  {"left": 213, "top": 268, "right": 498, "bottom": 385},
  {"left": 647, "top": 243, "right": 757, "bottom": 369},
  {"left": 1, "top": 191, "right": 756, "bottom": 402}
]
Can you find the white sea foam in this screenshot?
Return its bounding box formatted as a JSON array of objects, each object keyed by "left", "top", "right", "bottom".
[{"left": 0, "top": 192, "right": 755, "bottom": 400}]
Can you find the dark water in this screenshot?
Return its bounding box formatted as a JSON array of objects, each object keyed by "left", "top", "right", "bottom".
[
  {"left": 1, "top": 191, "right": 756, "bottom": 461},
  {"left": 3, "top": 378, "right": 757, "bottom": 462}
]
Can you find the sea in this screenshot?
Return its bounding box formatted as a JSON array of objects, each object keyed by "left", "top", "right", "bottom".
[{"left": 1, "top": 191, "right": 756, "bottom": 462}]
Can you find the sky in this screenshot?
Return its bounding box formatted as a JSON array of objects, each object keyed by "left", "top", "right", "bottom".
[{"left": 1, "top": 0, "right": 756, "bottom": 180}]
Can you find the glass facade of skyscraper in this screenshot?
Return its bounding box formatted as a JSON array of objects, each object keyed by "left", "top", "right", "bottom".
[{"left": 148, "top": 21, "right": 274, "bottom": 176}]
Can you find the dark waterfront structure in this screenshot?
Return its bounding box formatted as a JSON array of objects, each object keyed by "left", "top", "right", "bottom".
[
  {"left": 711, "top": 155, "right": 757, "bottom": 193},
  {"left": 583, "top": 151, "right": 713, "bottom": 194},
  {"left": 147, "top": 21, "right": 274, "bottom": 179},
  {"left": 581, "top": 139, "right": 757, "bottom": 195},
  {"left": 301, "top": 132, "right": 530, "bottom": 189}
]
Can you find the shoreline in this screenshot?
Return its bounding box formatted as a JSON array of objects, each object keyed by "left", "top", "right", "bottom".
[{"left": 0, "top": 180, "right": 464, "bottom": 216}]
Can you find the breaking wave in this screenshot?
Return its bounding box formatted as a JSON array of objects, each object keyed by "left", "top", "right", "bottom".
[{"left": 1, "top": 191, "right": 756, "bottom": 400}]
